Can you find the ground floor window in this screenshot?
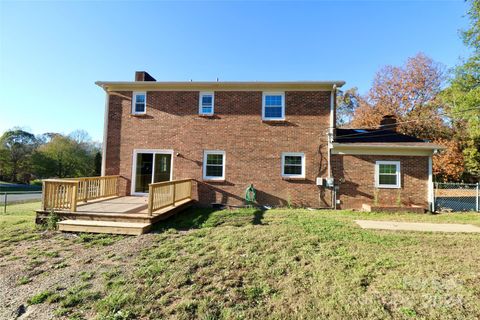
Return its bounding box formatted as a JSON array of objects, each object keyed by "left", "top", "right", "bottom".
[
  {"left": 203, "top": 150, "right": 225, "bottom": 180},
  {"left": 281, "top": 152, "right": 305, "bottom": 178},
  {"left": 375, "top": 160, "right": 401, "bottom": 188}
]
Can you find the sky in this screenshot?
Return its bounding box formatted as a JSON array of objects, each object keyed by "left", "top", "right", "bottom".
[{"left": 0, "top": 0, "right": 470, "bottom": 142}]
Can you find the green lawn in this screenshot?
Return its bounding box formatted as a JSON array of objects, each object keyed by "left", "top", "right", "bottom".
[{"left": 1, "top": 203, "right": 480, "bottom": 319}]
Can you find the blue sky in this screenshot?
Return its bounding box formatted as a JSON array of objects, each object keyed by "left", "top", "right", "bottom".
[{"left": 0, "top": 1, "right": 470, "bottom": 142}]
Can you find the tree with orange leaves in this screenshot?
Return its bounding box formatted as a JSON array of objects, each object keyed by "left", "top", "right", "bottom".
[
  {"left": 350, "top": 53, "right": 448, "bottom": 141},
  {"left": 343, "top": 53, "right": 469, "bottom": 181}
]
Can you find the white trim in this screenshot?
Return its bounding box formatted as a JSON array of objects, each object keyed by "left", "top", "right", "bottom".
[
  {"left": 428, "top": 156, "right": 433, "bottom": 209},
  {"left": 375, "top": 160, "right": 401, "bottom": 189},
  {"left": 203, "top": 150, "right": 225, "bottom": 181},
  {"left": 96, "top": 81, "right": 346, "bottom": 92},
  {"left": 101, "top": 91, "right": 109, "bottom": 176},
  {"left": 332, "top": 143, "right": 438, "bottom": 156},
  {"left": 199, "top": 92, "right": 214, "bottom": 115},
  {"left": 132, "top": 92, "right": 147, "bottom": 115},
  {"left": 281, "top": 152, "right": 305, "bottom": 178},
  {"left": 131, "top": 149, "right": 174, "bottom": 195},
  {"left": 262, "top": 92, "right": 285, "bottom": 121}
]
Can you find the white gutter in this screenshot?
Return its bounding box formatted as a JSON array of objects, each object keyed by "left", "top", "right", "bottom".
[
  {"left": 332, "top": 143, "right": 443, "bottom": 150},
  {"left": 101, "top": 90, "right": 109, "bottom": 176}
]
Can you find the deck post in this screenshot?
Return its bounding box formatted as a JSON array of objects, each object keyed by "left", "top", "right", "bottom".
[
  {"left": 42, "top": 180, "right": 46, "bottom": 211},
  {"left": 71, "top": 182, "right": 78, "bottom": 212},
  {"left": 148, "top": 184, "right": 153, "bottom": 216},
  {"left": 172, "top": 182, "right": 176, "bottom": 206},
  {"left": 189, "top": 180, "right": 192, "bottom": 200},
  {"left": 83, "top": 180, "right": 88, "bottom": 202}
]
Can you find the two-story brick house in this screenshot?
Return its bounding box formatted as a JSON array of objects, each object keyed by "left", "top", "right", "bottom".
[{"left": 96, "top": 71, "right": 440, "bottom": 211}]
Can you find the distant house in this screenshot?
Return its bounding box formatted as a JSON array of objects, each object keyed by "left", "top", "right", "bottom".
[{"left": 95, "top": 71, "right": 440, "bottom": 211}]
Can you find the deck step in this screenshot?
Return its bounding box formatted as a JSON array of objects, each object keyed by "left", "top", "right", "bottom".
[{"left": 58, "top": 220, "right": 151, "bottom": 235}]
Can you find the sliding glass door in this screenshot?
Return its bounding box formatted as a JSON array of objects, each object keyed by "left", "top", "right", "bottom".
[{"left": 133, "top": 150, "right": 172, "bottom": 194}]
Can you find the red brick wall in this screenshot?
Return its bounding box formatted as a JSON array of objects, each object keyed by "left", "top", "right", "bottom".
[
  {"left": 331, "top": 154, "right": 429, "bottom": 210},
  {"left": 105, "top": 90, "right": 334, "bottom": 207}
]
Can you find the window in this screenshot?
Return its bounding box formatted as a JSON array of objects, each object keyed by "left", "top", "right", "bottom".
[
  {"left": 375, "top": 161, "right": 401, "bottom": 188},
  {"left": 199, "top": 92, "right": 214, "bottom": 115},
  {"left": 262, "top": 92, "right": 285, "bottom": 120},
  {"left": 203, "top": 150, "right": 225, "bottom": 180},
  {"left": 132, "top": 92, "right": 146, "bottom": 114},
  {"left": 281, "top": 152, "right": 305, "bottom": 178}
]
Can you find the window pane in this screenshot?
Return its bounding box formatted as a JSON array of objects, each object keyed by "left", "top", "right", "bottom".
[
  {"left": 265, "top": 106, "right": 282, "bottom": 118},
  {"left": 266, "top": 95, "right": 282, "bottom": 106},
  {"left": 202, "top": 96, "right": 212, "bottom": 106},
  {"left": 202, "top": 106, "right": 213, "bottom": 114},
  {"left": 135, "top": 103, "right": 145, "bottom": 112},
  {"left": 207, "top": 154, "right": 223, "bottom": 165},
  {"left": 379, "top": 164, "right": 396, "bottom": 174},
  {"left": 284, "top": 165, "right": 302, "bottom": 175},
  {"left": 206, "top": 165, "right": 223, "bottom": 177},
  {"left": 379, "top": 174, "right": 397, "bottom": 185},
  {"left": 285, "top": 156, "right": 302, "bottom": 165},
  {"left": 135, "top": 153, "right": 153, "bottom": 193},
  {"left": 136, "top": 94, "right": 145, "bottom": 103}
]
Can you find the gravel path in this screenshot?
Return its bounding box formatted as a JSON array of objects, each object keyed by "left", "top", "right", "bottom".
[{"left": 355, "top": 220, "right": 480, "bottom": 233}]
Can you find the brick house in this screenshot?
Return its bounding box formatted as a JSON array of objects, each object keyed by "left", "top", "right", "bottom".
[{"left": 96, "top": 71, "right": 440, "bottom": 211}]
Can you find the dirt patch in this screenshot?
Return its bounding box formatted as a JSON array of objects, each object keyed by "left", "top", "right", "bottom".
[{"left": 0, "top": 231, "right": 156, "bottom": 319}]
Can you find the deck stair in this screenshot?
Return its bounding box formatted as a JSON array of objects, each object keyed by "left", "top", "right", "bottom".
[{"left": 58, "top": 219, "right": 151, "bottom": 235}]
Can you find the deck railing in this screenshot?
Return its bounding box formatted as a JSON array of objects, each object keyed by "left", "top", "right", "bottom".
[
  {"left": 148, "top": 179, "right": 193, "bottom": 215},
  {"left": 42, "top": 175, "right": 120, "bottom": 212}
]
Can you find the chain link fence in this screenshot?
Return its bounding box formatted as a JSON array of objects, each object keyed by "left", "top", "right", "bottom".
[{"left": 434, "top": 182, "right": 479, "bottom": 212}]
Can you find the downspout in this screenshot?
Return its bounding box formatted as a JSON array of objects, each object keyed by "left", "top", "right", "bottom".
[
  {"left": 327, "top": 84, "right": 336, "bottom": 179},
  {"left": 428, "top": 154, "right": 434, "bottom": 212},
  {"left": 327, "top": 84, "right": 336, "bottom": 208},
  {"left": 101, "top": 87, "right": 110, "bottom": 176}
]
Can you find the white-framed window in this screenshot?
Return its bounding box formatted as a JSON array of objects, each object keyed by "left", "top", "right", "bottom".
[
  {"left": 132, "top": 92, "right": 147, "bottom": 114},
  {"left": 262, "top": 92, "right": 285, "bottom": 120},
  {"left": 281, "top": 152, "right": 305, "bottom": 178},
  {"left": 199, "top": 92, "right": 214, "bottom": 115},
  {"left": 375, "top": 161, "right": 401, "bottom": 188},
  {"left": 203, "top": 150, "right": 225, "bottom": 180}
]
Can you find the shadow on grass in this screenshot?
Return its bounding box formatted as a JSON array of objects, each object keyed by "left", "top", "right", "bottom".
[
  {"left": 252, "top": 209, "right": 265, "bottom": 225},
  {"left": 152, "top": 207, "right": 267, "bottom": 232}
]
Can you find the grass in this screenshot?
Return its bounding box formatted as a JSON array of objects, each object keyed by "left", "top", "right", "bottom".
[
  {"left": 0, "top": 202, "right": 40, "bottom": 243},
  {"left": 95, "top": 207, "right": 480, "bottom": 319},
  {"left": 3, "top": 202, "right": 480, "bottom": 319}
]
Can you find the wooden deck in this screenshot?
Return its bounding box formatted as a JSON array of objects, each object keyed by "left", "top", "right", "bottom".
[
  {"left": 37, "top": 177, "right": 195, "bottom": 235},
  {"left": 37, "top": 196, "right": 194, "bottom": 235}
]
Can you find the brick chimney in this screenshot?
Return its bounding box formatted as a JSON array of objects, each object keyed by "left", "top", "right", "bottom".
[
  {"left": 135, "top": 71, "right": 156, "bottom": 82},
  {"left": 380, "top": 115, "right": 397, "bottom": 131}
]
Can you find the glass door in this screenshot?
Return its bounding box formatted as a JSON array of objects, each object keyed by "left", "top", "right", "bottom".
[
  {"left": 134, "top": 151, "right": 172, "bottom": 194},
  {"left": 154, "top": 154, "right": 171, "bottom": 183}
]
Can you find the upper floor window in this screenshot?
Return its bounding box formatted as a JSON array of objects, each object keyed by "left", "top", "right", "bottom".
[
  {"left": 281, "top": 152, "right": 305, "bottom": 178},
  {"left": 262, "top": 92, "right": 285, "bottom": 120},
  {"left": 375, "top": 161, "right": 401, "bottom": 188},
  {"left": 132, "top": 92, "right": 146, "bottom": 114},
  {"left": 199, "top": 92, "right": 214, "bottom": 115},
  {"left": 203, "top": 150, "right": 225, "bottom": 180}
]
